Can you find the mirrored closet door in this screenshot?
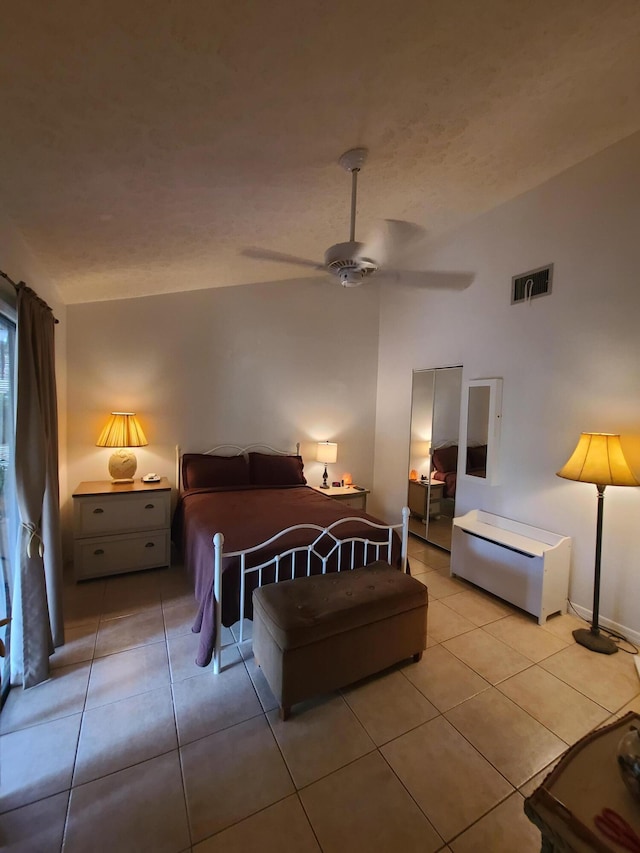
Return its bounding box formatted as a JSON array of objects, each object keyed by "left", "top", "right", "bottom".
[{"left": 407, "top": 366, "right": 462, "bottom": 551}]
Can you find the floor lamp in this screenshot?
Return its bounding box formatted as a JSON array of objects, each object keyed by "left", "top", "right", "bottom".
[{"left": 556, "top": 432, "right": 639, "bottom": 655}]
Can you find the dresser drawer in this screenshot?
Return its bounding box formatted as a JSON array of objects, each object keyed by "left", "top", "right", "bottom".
[
  {"left": 74, "top": 490, "right": 170, "bottom": 537},
  {"left": 74, "top": 530, "right": 170, "bottom": 580}
]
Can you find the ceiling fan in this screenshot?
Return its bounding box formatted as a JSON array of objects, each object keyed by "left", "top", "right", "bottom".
[{"left": 243, "top": 148, "right": 472, "bottom": 289}]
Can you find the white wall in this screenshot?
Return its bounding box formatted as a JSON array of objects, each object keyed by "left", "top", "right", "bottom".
[
  {"left": 66, "top": 277, "right": 380, "bottom": 528},
  {"left": 372, "top": 131, "right": 640, "bottom": 640}
]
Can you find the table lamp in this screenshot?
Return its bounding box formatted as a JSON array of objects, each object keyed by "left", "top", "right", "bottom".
[
  {"left": 556, "top": 432, "right": 639, "bottom": 654},
  {"left": 96, "top": 412, "right": 148, "bottom": 483},
  {"left": 316, "top": 441, "right": 338, "bottom": 489}
]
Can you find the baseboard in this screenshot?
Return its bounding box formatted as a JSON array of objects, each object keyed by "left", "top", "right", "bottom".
[{"left": 568, "top": 601, "right": 640, "bottom": 648}]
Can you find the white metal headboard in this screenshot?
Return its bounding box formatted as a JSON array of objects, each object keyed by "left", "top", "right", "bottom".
[{"left": 175, "top": 442, "right": 301, "bottom": 493}]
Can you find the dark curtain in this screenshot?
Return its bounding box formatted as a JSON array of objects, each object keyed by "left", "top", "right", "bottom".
[{"left": 12, "top": 284, "right": 63, "bottom": 687}]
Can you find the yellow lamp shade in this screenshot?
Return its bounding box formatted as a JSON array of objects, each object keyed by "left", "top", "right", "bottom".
[
  {"left": 556, "top": 433, "right": 639, "bottom": 487},
  {"left": 96, "top": 412, "right": 148, "bottom": 448}
]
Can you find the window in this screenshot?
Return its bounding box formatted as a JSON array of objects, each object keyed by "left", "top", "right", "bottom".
[{"left": 0, "top": 303, "right": 16, "bottom": 702}]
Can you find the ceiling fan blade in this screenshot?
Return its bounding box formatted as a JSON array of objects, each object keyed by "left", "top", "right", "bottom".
[
  {"left": 359, "top": 219, "right": 427, "bottom": 268},
  {"left": 242, "top": 247, "right": 324, "bottom": 270},
  {"left": 376, "top": 269, "right": 474, "bottom": 291},
  {"left": 383, "top": 219, "right": 427, "bottom": 247}
]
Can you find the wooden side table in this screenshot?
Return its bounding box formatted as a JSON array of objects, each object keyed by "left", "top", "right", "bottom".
[
  {"left": 407, "top": 479, "right": 444, "bottom": 519},
  {"left": 525, "top": 712, "right": 640, "bottom": 852},
  {"left": 309, "top": 484, "right": 370, "bottom": 511}
]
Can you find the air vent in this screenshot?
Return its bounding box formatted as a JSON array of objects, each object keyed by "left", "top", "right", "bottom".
[{"left": 511, "top": 264, "right": 553, "bottom": 304}]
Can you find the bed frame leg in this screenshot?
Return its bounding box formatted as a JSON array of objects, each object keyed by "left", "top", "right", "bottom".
[
  {"left": 213, "top": 531, "right": 224, "bottom": 676},
  {"left": 280, "top": 705, "right": 290, "bottom": 721},
  {"left": 413, "top": 651, "right": 423, "bottom": 663}
]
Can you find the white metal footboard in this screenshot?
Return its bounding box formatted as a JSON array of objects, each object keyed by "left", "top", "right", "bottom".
[{"left": 211, "top": 506, "right": 410, "bottom": 674}]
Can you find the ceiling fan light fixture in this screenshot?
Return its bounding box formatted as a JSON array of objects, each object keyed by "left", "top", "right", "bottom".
[{"left": 324, "top": 241, "right": 378, "bottom": 287}]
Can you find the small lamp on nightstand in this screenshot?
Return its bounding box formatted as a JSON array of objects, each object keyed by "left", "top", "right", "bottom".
[
  {"left": 96, "top": 412, "right": 148, "bottom": 483},
  {"left": 316, "top": 441, "right": 338, "bottom": 489}
]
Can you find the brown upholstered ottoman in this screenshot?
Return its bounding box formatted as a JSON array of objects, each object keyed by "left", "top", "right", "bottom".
[{"left": 252, "top": 560, "right": 428, "bottom": 720}]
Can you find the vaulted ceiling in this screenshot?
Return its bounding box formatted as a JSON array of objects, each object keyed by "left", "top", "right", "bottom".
[{"left": 2, "top": 0, "right": 640, "bottom": 303}]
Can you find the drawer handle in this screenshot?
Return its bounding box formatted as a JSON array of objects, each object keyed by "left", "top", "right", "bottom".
[
  {"left": 94, "top": 548, "right": 105, "bottom": 555},
  {"left": 145, "top": 542, "right": 155, "bottom": 548},
  {"left": 145, "top": 504, "right": 155, "bottom": 510},
  {"left": 93, "top": 508, "right": 104, "bottom": 514}
]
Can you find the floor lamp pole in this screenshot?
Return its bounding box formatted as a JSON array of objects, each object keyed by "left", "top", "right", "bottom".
[{"left": 572, "top": 484, "right": 618, "bottom": 655}]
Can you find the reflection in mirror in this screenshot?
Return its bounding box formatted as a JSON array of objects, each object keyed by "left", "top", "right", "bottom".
[
  {"left": 407, "top": 366, "right": 462, "bottom": 552},
  {"left": 465, "top": 385, "right": 490, "bottom": 478},
  {"left": 460, "top": 378, "right": 502, "bottom": 485}
]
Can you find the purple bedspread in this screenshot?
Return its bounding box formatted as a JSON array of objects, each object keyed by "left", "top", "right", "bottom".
[{"left": 172, "top": 485, "right": 404, "bottom": 666}]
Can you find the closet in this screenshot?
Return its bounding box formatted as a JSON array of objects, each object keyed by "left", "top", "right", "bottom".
[{"left": 407, "top": 366, "right": 462, "bottom": 551}]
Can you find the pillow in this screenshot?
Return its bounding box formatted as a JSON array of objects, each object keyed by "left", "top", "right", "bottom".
[
  {"left": 467, "top": 444, "right": 487, "bottom": 471},
  {"left": 248, "top": 452, "right": 307, "bottom": 486},
  {"left": 182, "top": 453, "right": 250, "bottom": 490},
  {"left": 431, "top": 445, "right": 458, "bottom": 474}
]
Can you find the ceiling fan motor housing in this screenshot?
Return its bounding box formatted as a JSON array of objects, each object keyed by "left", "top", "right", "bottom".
[{"left": 324, "top": 241, "right": 378, "bottom": 287}]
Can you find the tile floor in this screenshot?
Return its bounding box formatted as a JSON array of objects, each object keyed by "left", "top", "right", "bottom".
[{"left": 2, "top": 536, "right": 640, "bottom": 852}]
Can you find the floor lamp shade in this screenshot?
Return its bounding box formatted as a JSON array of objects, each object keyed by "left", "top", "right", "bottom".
[
  {"left": 316, "top": 441, "right": 338, "bottom": 489},
  {"left": 96, "top": 412, "right": 148, "bottom": 483},
  {"left": 557, "top": 433, "right": 639, "bottom": 654}
]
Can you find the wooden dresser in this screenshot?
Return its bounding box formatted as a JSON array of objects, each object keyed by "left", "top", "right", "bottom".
[{"left": 72, "top": 478, "right": 171, "bottom": 580}]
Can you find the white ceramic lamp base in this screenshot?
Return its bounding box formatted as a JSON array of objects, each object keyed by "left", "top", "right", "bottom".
[{"left": 108, "top": 449, "right": 138, "bottom": 483}]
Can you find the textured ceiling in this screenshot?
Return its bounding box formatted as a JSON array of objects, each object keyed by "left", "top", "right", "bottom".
[{"left": 1, "top": 0, "right": 640, "bottom": 303}]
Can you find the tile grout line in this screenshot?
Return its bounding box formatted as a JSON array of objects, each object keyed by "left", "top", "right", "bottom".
[
  {"left": 441, "top": 697, "right": 560, "bottom": 793},
  {"left": 163, "top": 599, "right": 194, "bottom": 852},
  {"left": 374, "top": 728, "right": 446, "bottom": 847},
  {"left": 183, "top": 648, "right": 300, "bottom": 849},
  {"left": 61, "top": 577, "right": 104, "bottom": 853},
  {"left": 294, "top": 789, "right": 325, "bottom": 853}
]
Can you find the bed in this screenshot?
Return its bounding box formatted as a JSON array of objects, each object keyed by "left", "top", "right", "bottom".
[
  {"left": 431, "top": 443, "right": 488, "bottom": 498},
  {"left": 431, "top": 444, "right": 459, "bottom": 499},
  {"left": 172, "top": 444, "right": 409, "bottom": 673}
]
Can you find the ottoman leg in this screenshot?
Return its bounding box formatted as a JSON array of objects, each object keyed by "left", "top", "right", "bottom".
[{"left": 413, "top": 651, "right": 423, "bottom": 662}]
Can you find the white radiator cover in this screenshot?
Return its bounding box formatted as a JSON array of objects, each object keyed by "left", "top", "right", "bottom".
[{"left": 451, "top": 510, "right": 572, "bottom": 624}]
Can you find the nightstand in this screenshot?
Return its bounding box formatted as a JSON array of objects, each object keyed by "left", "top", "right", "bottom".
[
  {"left": 408, "top": 479, "right": 444, "bottom": 519},
  {"left": 310, "top": 484, "right": 370, "bottom": 511},
  {"left": 72, "top": 478, "right": 171, "bottom": 580}
]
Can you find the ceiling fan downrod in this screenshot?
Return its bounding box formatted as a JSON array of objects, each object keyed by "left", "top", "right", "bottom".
[
  {"left": 339, "top": 147, "right": 368, "bottom": 243},
  {"left": 350, "top": 167, "right": 358, "bottom": 242},
  {"left": 323, "top": 147, "right": 377, "bottom": 287}
]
